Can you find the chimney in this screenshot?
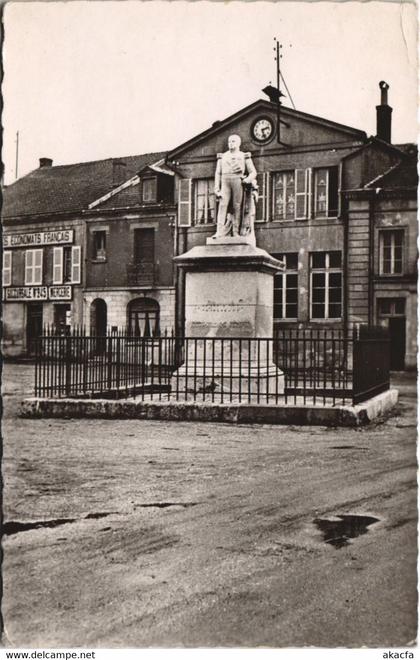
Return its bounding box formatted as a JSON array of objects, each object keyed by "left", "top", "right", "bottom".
[
  {"left": 112, "top": 159, "right": 126, "bottom": 185},
  {"left": 376, "top": 81, "right": 392, "bottom": 143},
  {"left": 39, "top": 157, "right": 53, "bottom": 168},
  {"left": 262, "top": 85, "right": 285, "bottom": 104}
]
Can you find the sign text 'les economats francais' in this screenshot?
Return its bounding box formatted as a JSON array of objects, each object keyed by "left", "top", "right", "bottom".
[{"left": 3, "top": 230, "right": 74, "bottom": 248}]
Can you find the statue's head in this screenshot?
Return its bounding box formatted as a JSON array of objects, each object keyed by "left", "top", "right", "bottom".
[{"left": 228, "top": 134, "right": 241, "bottom": 151}]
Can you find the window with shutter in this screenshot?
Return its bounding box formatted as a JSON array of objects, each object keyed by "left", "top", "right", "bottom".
[
  {"left": 178, "top": 179, "right": 192, "bottom": 227},
  {"left": 53, "top": 247, "right": 64, "bottom": 284},
  {"left": 25, "top": 250, "right": 34, "bottom": 285},
  {"left": 3, "top": 251, "right": 12, "bottom": 287},
  {"left": 194, "top": 179, "right": 215, "bottom": 225}
]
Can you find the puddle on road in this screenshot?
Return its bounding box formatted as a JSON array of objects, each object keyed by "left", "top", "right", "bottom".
[
  {"left": 2, "top": 518, "right": 76, "bottom": 536},
  {"left": 85, "top": 512, "right": 115, "bottom": 520},
  {"left": 330, "top": 446, "right": 369, "bottom": 451},
  {"left": 3, "top": 512, "right": 115, "bottom": 536},
  {"left": 134, "top": 502, "right": 199, "bottom": 509},
  {"left": 314, "top": 514, "right": 379, "bottom": 549}
]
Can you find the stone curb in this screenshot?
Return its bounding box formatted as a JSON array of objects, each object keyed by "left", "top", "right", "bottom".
[{"left": 20, "top": 389, "right": 399, "bottom": 427}]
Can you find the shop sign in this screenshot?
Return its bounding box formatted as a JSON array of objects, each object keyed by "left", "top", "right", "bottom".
[
  {"left": 4, "top": 285, "right": 73, "bottom": 301},
  {"left": 5, "top": 286, "right": 48, "bottom": 301},
  {"left": 3, "top": 229, "right": 74, "bottom": 249},
  {"left": 48, "top": 286, "right": 72, "bottom": 301}
]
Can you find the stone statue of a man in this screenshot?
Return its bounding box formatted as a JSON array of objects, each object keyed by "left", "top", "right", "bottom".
[{"left": 213, "top": 135, "right": 258, "bottom": 239}]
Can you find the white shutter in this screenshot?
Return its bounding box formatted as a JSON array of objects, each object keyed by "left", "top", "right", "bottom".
[
  {"left": 53, "top": 247, "right": 63, "bottom": 284},
  {"left": 178, "top": 179, "right": 192, "bottom": 227},
  {"left": 255, "top": 172, "right": 267, "bottom": 222},
  {"left": 325, "top": 168, "right": 330, "bottom": 217},
  {"left": 265, "top": 172, "right": 271, "bottom": 221},
  {"left": 25, "top": 250, "right": 34, "bottom": 285},
  {"left": 307, "top": 168, "right": 313, "bottom": 219},
  {"left": 71, "top": 246, "right": 81, "bottom": 284},
  {"left": 295, "top": 169, "right": 308, "bottom": 220},
  {"left": 34, "top": 249, "right": 43, "bottom": 285},
  {"left": 337, "top": 164, "right": 342, "bottom": 218},
  {"left": 3, "top": 251, "right": 12, "bottom": 287}
]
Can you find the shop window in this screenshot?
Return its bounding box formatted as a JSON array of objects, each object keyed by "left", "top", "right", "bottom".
[
  {"left": 194, "top": 179, "right": 216, "bottom": 225},
  {"left": 25, "top": 249, "right": 43, "bottom": 285},
  {"left": 53, "top": 246, "right": 81, "bottom": 284},
  {"left": 272, "top": 253, "right": 298, "bottom": 320},
  {"left": 3, "top": 251, "right": 12, "bottom": 286},
  {"left": 310, "top": 251, "right": 342, "bottom": 319},
  {"left": 54, "top": 304, "right": 71, "bottom": 334},
  {"left": 379, "top": 230, "right": 403, "bottom": 275},
  {"left": 92, "top": 231, "right": 106, "bottom": 261},
  {"left": 142, "top": 177, "right": 157, "bottom": 203},
  {"left": 271, "top": 167, "right": 338, "bottom": 221}
]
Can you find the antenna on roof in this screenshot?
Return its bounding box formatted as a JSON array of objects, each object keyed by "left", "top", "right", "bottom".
[
  {"left": 15, "top": 131, "right": 19, "bottom": 180},
  {"left": 272, "top": 38, "right": 291, "bottom": 146}
]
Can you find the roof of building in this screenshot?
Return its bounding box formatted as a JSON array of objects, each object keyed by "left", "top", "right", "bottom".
[
  {"left": 167, "top": 99, "right": 367, "bottom": 159},
  {"left": 2, "top": 152, "right": 166, "bottom": 219},
  {"left": 365, "top": 148, "right": 418, "bottom": 190},
  {"left": 394, "top": 143, "right": 418, "bottom": 157}
]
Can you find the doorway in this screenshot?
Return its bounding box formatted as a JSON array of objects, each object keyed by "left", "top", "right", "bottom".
[
  {"left": 54, "top": 304, "right": 71, "bottom": 334},
  {"left": 388, "top": 317, "right": 406, "bottom": 370},
  {"left": 377, "top": 298, "right": 406, "bottom": 370},
  {"left": 26, "top": 304, "right": 43, "bottom": 355}
]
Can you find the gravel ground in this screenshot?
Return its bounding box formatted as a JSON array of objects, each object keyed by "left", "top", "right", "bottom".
[{"left": 1, "top": 362, "right": 417, "bottom": 648}]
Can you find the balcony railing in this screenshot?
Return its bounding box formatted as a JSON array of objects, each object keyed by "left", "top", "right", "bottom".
[{"left": 126, "top": 262, "right": 158, "bottom": 286}]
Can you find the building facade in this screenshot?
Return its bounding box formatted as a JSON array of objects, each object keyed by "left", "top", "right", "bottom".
[
  {"left": 2, "top": 84, "right": 417, "bottom": 368},
  {"left": 346, "top": 148, "right": 418, "bottom": 369},
  {"left": 2, "top": 153, "right": 176, "bottom": 354}
]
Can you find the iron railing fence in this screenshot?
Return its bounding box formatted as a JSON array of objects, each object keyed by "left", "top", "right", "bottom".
[
  {"left": 274, "top": 328, "right": 351, "bottom": 405},
  {"left": 34, "top": 326, "right": 390, "bottom": 406}
]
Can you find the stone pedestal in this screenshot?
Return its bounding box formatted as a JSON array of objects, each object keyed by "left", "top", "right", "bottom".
[{"left": 173, "top": 238, "right": 285, "bottom": 397}]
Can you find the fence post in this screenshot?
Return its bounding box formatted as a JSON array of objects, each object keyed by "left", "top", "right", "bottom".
[
  {"left": 107, "top": 334, "right": 113, "bottom": 391},
  {"left": 65, "top": 329, "right": 72, "bottom": 397},
  {"left": 115, "top": 335, "right": 121, "bottom": 398}
]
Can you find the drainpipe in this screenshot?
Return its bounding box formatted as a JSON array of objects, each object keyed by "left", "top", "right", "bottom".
[
  {"left": 368, "top": 195, "right": 375, "bottom": 326},
  {"left": 342, "top": 196, "right": 349, "bottom": 336},
  {"left": 339, "top": 162, "right": 349, "bottom": 338}
]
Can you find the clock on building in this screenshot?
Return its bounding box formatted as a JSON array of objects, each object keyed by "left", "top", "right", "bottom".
[{"left": 251, "top": 116, "right": 275, "bottom": 143}]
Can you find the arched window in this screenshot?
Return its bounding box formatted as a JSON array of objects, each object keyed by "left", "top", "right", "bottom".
[{"left": 127, "top": 298, "right": 160, "bottom": 337}]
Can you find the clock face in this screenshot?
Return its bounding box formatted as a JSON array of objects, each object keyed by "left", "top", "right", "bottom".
[{"left": 252, "top": 117, "right": 274, "bottom": 142}]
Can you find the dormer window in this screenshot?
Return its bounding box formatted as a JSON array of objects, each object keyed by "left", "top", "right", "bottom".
[{"left": 142, "top": 177, "right": 157, "bottom": 203}]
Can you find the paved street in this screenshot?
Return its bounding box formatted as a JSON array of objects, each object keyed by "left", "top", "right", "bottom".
[{"left": 2, "top": 362, "right": 417, "bottom": 648}]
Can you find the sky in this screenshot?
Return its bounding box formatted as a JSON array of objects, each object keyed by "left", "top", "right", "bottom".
[{"left": 2, "top": 1, "right": 418, "bottom": 185}]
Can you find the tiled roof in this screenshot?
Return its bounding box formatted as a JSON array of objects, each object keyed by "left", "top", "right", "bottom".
[
  {"left": 366, "top": 151, "right": 418, "bottom": 190},
  {"left": 2, "top": 152, "right": 166, "bottom": 219},
  {"left": 394, "top": 143, "right": 418, "bottom": 157}
]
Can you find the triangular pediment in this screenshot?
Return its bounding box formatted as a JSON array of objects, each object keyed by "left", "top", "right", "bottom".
[{"left": 167, "top": 99, "right": 367, "bottom": 162}]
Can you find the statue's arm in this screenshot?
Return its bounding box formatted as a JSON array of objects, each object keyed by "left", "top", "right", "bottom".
[
  {"left": 242, "top": 152, "right": 257, "bottom": 184},
  {"left": 215, "top": 155, "right": 222, "bottom": 197}
]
